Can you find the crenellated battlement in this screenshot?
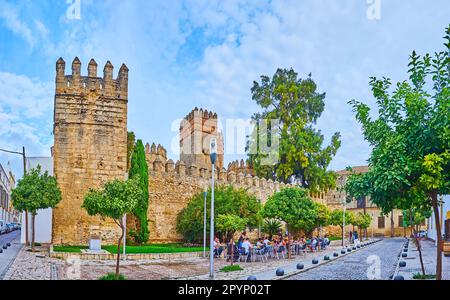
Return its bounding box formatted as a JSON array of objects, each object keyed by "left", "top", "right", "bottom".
[
  {"left": 55, "top": 57, "right": 128, "bottom": 100},
  {"left": 183, "top": 107, "right": 218, "bottom": 122},
  {"left": 144, "top": 141, "right": 288, "bottom": 199},
  {"left": 179, "top": 107, "right": 224, "bottom": 171}
]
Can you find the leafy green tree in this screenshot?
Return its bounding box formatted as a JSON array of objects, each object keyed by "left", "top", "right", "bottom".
[
  {"left": 403, "top": 206, "right": 432, "bottom": 275},
  {"left": 83, "top": 177, "right": 143, "bottom": 278},
  {"left": 330, "top": 209, "right": 355, "bottom": 246},
  {"left": 354, "top": 212, "right": 372, "bottom": 239},
  {"left": 216, "top": 214, "right": 247, "bottom": 242},
  {"left": 262, "top": 219, "right": 282, "bottom": 239},
  {"left": 176, "top": 186, "right": 261, "bottom": 243},
  {"left": 215, "top": 214, "right": 247, "bottom": 266},
  {"left": 314, "top": 202, "right": 331, "bottom": 236},
  {"left": 247, "top": 68, "right": 341, "bottom": 193},
  {"left": 261, "top": 187, "right": 318, "bottom": 258},
  {"left": 11, "top": 166, "right": 61, "bottom": 251},
  {"left": 128, "top": 139, "right": 149, "bottom": 244},
  {"left": 346, "top": 26, "right": 449, "bottom": 279}
]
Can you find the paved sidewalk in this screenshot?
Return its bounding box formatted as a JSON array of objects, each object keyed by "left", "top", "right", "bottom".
[
  {"left": 0, "top": 231, "right": 22, "bottom": 279},
  {"left": 176, "top": 239, "right": 379, "bottom": 280},
  {"left": 395, "top": 238, "right": 450, "bottom": 280}
]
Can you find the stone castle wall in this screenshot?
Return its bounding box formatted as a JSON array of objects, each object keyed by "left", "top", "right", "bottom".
[
  {"left": 144, "top": 142, "right": 292, "bottom": 243},
  {"left": 52, "top": 57, "right": 129, "bottom": 245}
]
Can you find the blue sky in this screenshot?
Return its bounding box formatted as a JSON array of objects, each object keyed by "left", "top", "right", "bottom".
[{"left": 0, "top": 0, "right": 449, "bottom": 179}]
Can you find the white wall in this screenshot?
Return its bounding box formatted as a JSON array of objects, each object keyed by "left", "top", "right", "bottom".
[
  {"left": 19, "top": 157, "right": 53, "bottom": 244},
  {"left": 427, "top": 195, "right": 450, "bottom": 244},
  {"left": 20, "top": 209, "right": 53, "bottom": 244}
]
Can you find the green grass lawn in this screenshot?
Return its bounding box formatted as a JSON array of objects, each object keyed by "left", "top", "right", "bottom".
[
  {"left": 220, "top": 265, "right": 243, "bottom": 272},
  {"left": 53, "top": 243, "right": 207, "bottom": 254}
]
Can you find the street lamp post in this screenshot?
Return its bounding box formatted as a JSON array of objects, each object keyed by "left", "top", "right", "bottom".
[
  {"left": 343, "top": 200, "right": 346, "bottom": 248},
  {"left": 338, "top": 176, "right": 346, "bottom": 248},
  {"left": 209, "top": 138, "right": 217, "bottom": 280},
  {"left": 203, "top": 186, "right": 207, "bottom": 258}
]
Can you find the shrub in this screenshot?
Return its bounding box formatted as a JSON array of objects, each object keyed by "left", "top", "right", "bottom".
[
  {"left": 99, "top": 273, "right": 127, "bottom": 280},
  {"left": 412, "top": 273, "right": 436, "bottom": 280}
]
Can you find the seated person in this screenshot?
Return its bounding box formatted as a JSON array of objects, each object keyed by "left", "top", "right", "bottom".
[
  {"left": 213, "top": 237, "right": 224, "bottom": 257},
  {"left": 256, "top": 238, "right": 264, "bottom": 249}
]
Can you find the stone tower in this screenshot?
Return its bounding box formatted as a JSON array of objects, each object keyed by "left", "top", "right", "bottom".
[
  {"left": 179, "top": 108, "right": 224, "bottom": 171},
  {"left": 52, "top": 57, "right": 128, "bottom": 245}
]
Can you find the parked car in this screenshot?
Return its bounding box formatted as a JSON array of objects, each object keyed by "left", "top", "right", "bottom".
[
  {"left": 6, "top": 223, "right": 15, "bottom": 232},
  {"left": 0, "top": 220, "right": 6, "bottom": 234}
]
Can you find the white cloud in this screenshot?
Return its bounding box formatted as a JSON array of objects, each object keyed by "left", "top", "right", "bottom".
[
  {"left": 0, "top": 1, "right": 35, "bottom": 47},
  {"left": 0, "top": 72, "right": 53, "bottom": 161}
]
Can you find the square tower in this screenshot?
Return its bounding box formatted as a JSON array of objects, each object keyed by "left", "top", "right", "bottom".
[
  {"left": 179, "top": 108, "right": 224, "bottom": 170},
  {"left": 52, "top": 57, "right": 128, "bottom": 245}
]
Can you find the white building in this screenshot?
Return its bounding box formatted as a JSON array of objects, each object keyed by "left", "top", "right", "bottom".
[
  {"left": 427, "top": 195, "right": 450, "bottom": 244},
  {"left": 20, "top": 157, "right": 53, "bottom": 244}
]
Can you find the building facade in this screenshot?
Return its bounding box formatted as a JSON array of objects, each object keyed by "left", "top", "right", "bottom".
[
  {"left": 324, "top": 166, "right": 406, "bottom": 237},
  {"left": 0, "top": 162, "right": 18, "bottom": 223}
]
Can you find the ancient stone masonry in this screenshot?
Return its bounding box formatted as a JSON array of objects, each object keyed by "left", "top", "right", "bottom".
[
  {"left": 145, "top": 140, "right": 292, "bottom": 243},
  {"left": 52, "top": 57, "right": 128, "bottom": 245},
  {"left": 179, "top": 107, "right": 224, "bottom": 171}
]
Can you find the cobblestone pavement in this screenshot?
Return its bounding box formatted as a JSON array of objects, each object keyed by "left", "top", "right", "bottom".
[
  {"left": 177, "top": 243, "right": 349, "bottom": 280},
  {"left": 288, "top": 238, "right": 404, "bottom": 280},
  {"left": 0, "top": 230, "right": 22, "bottom": 279},
  {"left": 3, "top": 244, "right": 65, "bottom": 280},
  {"left": 396, "top": 239, "right": 450, "bottom": 280}
]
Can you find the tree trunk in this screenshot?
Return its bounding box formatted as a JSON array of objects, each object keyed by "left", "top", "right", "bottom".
[
  {"left": 116, "top": 220, "right": 125, "bottom": 278},
  {"left": 390, "top": 211, "right": 394, "bottom": 237},
  {"left": 412, "top": 224, "right": 426, "bottom": 275},
  {"left": 230, "top": 238, "right": 234, "bottom": 266},
  {"left": 431, "top": 191, "right": 442, "bottom": 280},
  {"left": 341, "top": 226, "right": 344, "bottom": 247},
  {"left": 31, "top": 213, "right": 35, "bottom": 252},
  {"left": 25, "top": 210, "right": 29, "bottom": 247}
]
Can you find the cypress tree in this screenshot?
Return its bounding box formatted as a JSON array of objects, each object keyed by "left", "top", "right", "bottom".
[{"left": 129, "top": 139, "right": 149, "bottom": 244}]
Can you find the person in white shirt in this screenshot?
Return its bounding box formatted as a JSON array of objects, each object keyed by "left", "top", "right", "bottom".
[{"left": 240, "top": 238, "right": 253, "bottom": 262}]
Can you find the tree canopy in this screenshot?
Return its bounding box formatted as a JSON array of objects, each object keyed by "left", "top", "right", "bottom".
[
  {"left": 345, "top": 26, "right": 450, "bottom": 279},
  {"left": 11, "top": 165, "right": 61, "bottom": 215},
  {"left": 83, "top": 177, "right": 142, "bottom": 221},
  {"left": 247, "top": 68, "right": 341, "bottom": 193},
  {"left": 83, "top": 177, "right": 143, "bottom": 278},
  {"left": 176, "top": 186, "right": 261, "bottom": 243},
  {"left": 261, "top": 187, "right": 318, "bottom": 234}
]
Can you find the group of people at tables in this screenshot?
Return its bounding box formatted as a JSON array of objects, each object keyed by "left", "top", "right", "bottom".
[{"left": 213, "top": 231, "right": 331, "bottom": 262}]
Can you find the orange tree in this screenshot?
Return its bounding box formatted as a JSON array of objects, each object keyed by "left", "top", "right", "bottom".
[{"left": 346, "top": 26, "right": 449, "bottom": 280}]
